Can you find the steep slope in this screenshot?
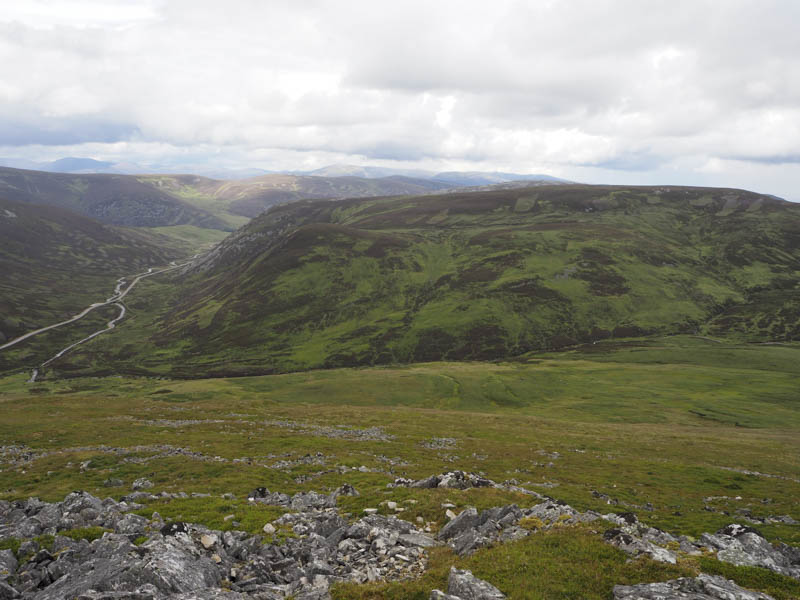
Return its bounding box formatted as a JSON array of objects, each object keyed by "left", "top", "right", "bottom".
[
  {"left": 0, "top": 197, "right": 184, "bottom": 344},
  {"left": 61, "top": 185, "right": 800, "bottom": 377},
  {"left": 0, "top": 167, "right": 229, "bottom": 229}
]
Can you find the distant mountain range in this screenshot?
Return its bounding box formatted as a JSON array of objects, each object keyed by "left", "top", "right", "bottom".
[
  {"left": 0, "top": 157, "right": 571, "bottom": 187},
  {"left": 0, "top": 164, "right": 573, "bottom": 229}
]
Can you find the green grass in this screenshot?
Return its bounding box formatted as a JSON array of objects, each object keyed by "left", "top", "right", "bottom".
[
  {"left": 1, "top": 186, "right": 799, "bottom": 599},
  {"left": 132, "top": 497, "right": 290, "bottom": 537},
  {"left": 698, "top": 556, "right": 800, "bottom": 600},
  {"left": 49, "top": 184, "right": 800, "bottom": 379},
  {"left": 0, "top": 338, "right": 797, "bottom": 598},
  {"left": 61, "top": 526, "right": 111, "bottom": 543},
  {"left": 332, "top": 525, "right": 695, "bottom": 600},
  {"left": 148, "top": 225, "right": 230, "bottom": 250}
]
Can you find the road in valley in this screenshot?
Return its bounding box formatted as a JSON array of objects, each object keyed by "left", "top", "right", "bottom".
[{"left": 0, "top": 258, "right": 195, "bottom": 381}]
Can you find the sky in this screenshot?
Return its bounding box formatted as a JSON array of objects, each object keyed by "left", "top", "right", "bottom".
[{"left": 0, "top": 0, "right": 798, "bottom": 199}]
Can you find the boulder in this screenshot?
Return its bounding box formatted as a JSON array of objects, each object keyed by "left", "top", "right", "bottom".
[
  {"left": 438, "top": 508, "right": 479, "bottom": 541},
  {"left": 442, "top": 567, "right": 505, "bottom": 599},
  {"left": 613, "top": 573, "right": 775, "bottom": 599},
  {"left": 700, "top": 524, "right": 800, "bottom": 579},
  {"left": 0, "top": 550, "right": 17, "bottom": 580}
]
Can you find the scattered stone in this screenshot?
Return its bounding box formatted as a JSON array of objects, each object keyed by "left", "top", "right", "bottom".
[
  {"left": 131, "top": 478, "right": 153, "bottom": 490},
  {"left": 262, "top": 419, "right": 395, "bottom": 442},
  {"left": 613, "top": 573, "right": 775, "bottom": 599},
  {"left": 262, "top": 523, "right": 276, "bottom": 535},
  {"left": 420, "top": 438, "right": 458, "bottom": 450},
  {"left": 200, "top": 533, "right": 218, "bottom": 549},
  {"left": 248, "top": 484, "right": 358, "bottom": 511},
  {"left": 390, "top": 471, "right": 543, "bottom": 499},
  {"left": 363, "top": 508, "right": 378, "bottom": 515},
  {"left": 102, "top": 478, "right": 124, "bottom": 488}
]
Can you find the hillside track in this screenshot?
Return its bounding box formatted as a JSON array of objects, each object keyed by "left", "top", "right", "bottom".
[{"left": 0, "top": 256, "right": 199, "bottom": 381}]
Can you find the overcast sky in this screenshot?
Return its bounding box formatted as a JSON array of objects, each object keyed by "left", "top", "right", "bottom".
[{"left": 0, "top": 0, "right": 798, "bottom": 199}]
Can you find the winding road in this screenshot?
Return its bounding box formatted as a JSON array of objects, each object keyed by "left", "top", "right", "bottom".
[{"left": 0, "top": 257, "right": 196, "bottom": 382}]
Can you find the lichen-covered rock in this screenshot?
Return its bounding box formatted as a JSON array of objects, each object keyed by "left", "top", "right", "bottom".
[
  {"left": 700, "top": 524, "right": 800, "bottom": 579},
  {"left": 442, "top": 567, "right": 505, "bottom": 599},
  {"left": 0, "top": 550, "right": 17, "bottom": 580},
  {"left": 613, "top": 573, "right": 775, "bottom": 599}
]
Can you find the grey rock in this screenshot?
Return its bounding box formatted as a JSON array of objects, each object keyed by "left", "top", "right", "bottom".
[
  {"left": 613, "top": 573, "right": 775, "bottom": 599},
  {"left": 447, "top": 567, "right": 505, "bottom": 599},
  {"left": 0, "top": 550, "right": 17, "bottom": 579},
  {"left": 700, "top": 524, "right": 800, "bottom": 579},
  {"left": 430, "top": 591, "right": 461, "bottom": 600},
  {"left": 131, "top": 479, "right": 153, "bottom": 491},
  {"left": 103, "top": 478, "right": 124, "bottom": 488},
  {"left": 0, "top": 581, "right": 19, "bottom": 600},
  {"left": 438, "top": 508, "right": 479, "bottom": 541},
  {"left": 398, "top": 532, "right": 437, "bottom": 547},
  {"left": 330, "top": 483, "right": 359, "bottom": 499},
  {"left": 604, "top": 528, "right": 677, "bottom": 564},
  {"left": 116, "top": 514, "right": 149, "bottom": 535}
]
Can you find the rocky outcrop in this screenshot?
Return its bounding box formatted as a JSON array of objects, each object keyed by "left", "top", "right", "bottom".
[
  {"left": 391, "top": 471, "right": 497, "bottom": 490},
  {"left": 700, "top": 524, "right": 800, "bottom": 580},
  {"left": 247, "top": 484, "right": 358, "bottom": 511},
  {"left": 0, "top": 489, "right": 434, "bottom": 600},
  {"left": 389, "top": 471, "right": 543, "bottom": 499},
  {"left": 0, "top": 480, "right": 795, "bottom": 600},
  {"left": 437, "top": 500, "right": 602, "bottom": 556},
  {"left": 613, "top": 574, "right": 775, "bottom": 599},
  {"left": 430, "top": 567, "right": 505, "bottom": 600},
  {"left": 0, "top": 492, "right": 144, "bottom": 540},
  {"left": 430, "top": 495, "right": 800, "bottom": 587}
]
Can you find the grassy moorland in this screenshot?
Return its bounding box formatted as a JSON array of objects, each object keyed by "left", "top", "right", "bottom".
[
  {"left": 1, "top": 184, "right": 798, "bottom": 598},
  {"left": 48, "top": 184, "right": 800, "bottom": 379},
  {"left": 0, "top": 336, "right": 798, "bottom": 598}
]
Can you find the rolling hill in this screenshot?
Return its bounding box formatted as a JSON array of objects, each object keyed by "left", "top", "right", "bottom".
[
  {"left": 0, "top": 167, "right": 465, "bottom": 230},
  {"left": 0, "top": 167, "right": 229, "bottom": 229},
  {"left": 138, "top": 172, "right": 456, "bottom": 220},
  {"left": 55, "top": 184, "right": 800, "bottom": 378},
  {"left": 0, "top": 197, "right": 185, "bottom": 344}
]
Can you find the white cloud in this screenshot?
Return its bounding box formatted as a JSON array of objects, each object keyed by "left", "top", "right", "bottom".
[{"left": 0, "top": 0, "right": 797, "bottom": 199}]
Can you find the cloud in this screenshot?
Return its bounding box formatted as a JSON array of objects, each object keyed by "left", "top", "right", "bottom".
[{"left": 0, "top": 0, "right": 797, "bottom": 199}]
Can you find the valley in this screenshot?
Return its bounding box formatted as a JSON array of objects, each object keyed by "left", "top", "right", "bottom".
[
  {"left": 0, "top": 180, "right": 798, "bottom": 600},
  {"left": 37, "top": 183, "right": 800, "bottom": 380}
]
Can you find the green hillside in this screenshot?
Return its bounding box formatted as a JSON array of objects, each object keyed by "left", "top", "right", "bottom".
[
  {"left": 137, "top": 172, "right": 454, "bottom": 222},
  {"left": 0, "top": 167, "right": 229, "bottom": 229},
  {"left": 0, "top": 197, "right": 185, "bottom": 350},
  {"left": 53, "top": 184, "right": 800, "bottom": 378},
  {"left": 0, "top": 166, "right": 460, "bottom": 231}
]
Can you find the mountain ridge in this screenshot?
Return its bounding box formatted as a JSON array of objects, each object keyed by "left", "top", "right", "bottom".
[{"left": 51, "top": 183, "right": 800, "bottom": 378}]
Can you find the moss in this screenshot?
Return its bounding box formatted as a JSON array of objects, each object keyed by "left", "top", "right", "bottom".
[{"left": 518, "top": 517, "right": 545, "bottom": 531}]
